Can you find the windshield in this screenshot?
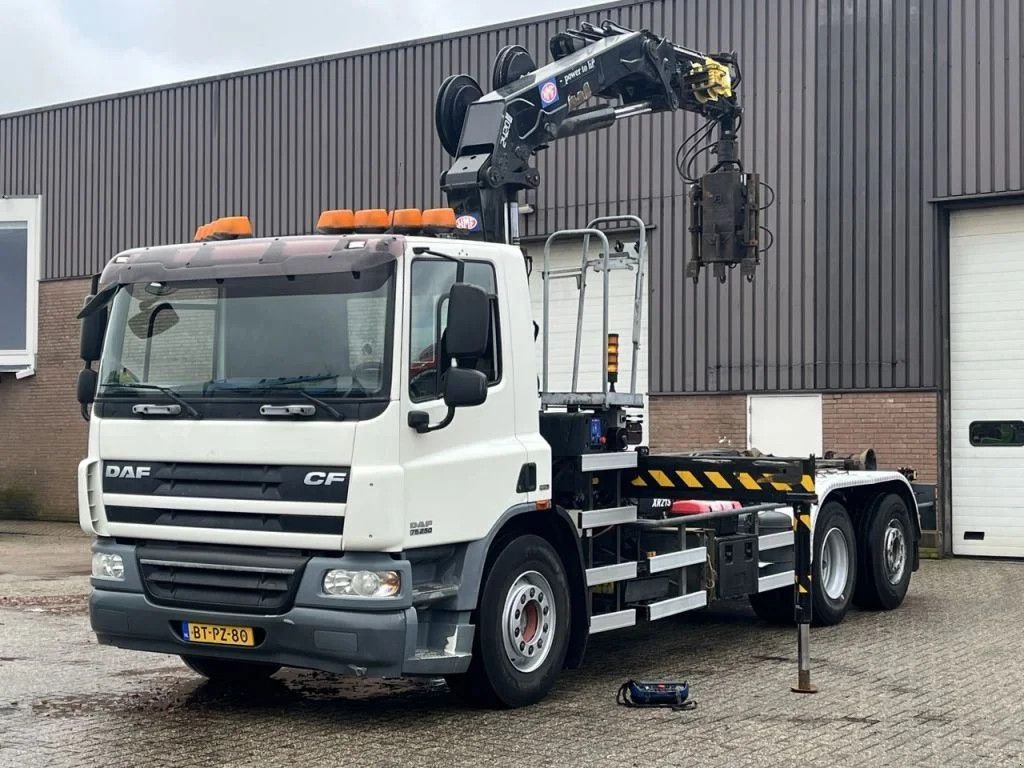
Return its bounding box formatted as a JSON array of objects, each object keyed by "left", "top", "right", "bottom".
[{"left": 97, "top": 265, "right": 395, "bottom": 399}]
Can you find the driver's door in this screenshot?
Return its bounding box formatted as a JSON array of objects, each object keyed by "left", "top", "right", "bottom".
[{"left": 399, "top": 256, "right": 526, "bottom": 547}]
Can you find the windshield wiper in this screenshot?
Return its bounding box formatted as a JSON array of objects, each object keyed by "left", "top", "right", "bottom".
[
  {"left": 107, "top": 383, "right": 202, "bottom": 419},
  {"left": 199, "top": 377, "right": 346, "bottom": 418},
  {"left": 260, "top": 374, "right": 340, "bottom": 387},
  {"left": 292, "top": 390, "right": 345, "bottom": 420},
  {"left": 201, "top": 374, "right": 340, "bottom": 394}
]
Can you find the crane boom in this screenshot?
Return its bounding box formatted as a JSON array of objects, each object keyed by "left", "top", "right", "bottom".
[{"left": 435, "top": 19, "right": 763, "bottom": 282}]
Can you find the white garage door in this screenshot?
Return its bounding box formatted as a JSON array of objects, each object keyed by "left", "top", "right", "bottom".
[
  {"left": 950, "top": 206, "right": 1024, "bottom": 557},
  {"left": 528, "top": 237, "right": 649, "bottom": 437}
]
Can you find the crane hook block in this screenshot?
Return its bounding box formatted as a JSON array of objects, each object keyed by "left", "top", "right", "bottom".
[{"left": 686, "top": 169, "right": 761, "bottom": 284}]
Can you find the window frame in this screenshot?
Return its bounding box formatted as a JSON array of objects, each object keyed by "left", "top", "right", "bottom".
[
  {"left": 0, "top": 196, "right": 42, "bottom": 378},
  {"left": 407, "top": 257, "right": 502, "bottom": 404}
]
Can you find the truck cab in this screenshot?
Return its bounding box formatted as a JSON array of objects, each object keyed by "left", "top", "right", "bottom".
[{"left": 79, "top": 221, "right": 563, "bottom": 688}]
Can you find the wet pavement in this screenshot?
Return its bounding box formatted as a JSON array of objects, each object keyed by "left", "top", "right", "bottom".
[{"left": 1, "top": 522, "right": 1022, "bottom": 767}]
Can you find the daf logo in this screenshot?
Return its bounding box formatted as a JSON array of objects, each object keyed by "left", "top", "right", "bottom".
[
  {"left": 304, "top": 471, "right": 348, "bottom": 486},
  {"left": 105, "top": 464, "right": 151, "bottom": 479}
]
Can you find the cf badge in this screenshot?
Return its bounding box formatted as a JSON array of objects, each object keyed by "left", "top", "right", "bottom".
[{"left": 304, "top": 471, "right": 348, "bottom": 486}]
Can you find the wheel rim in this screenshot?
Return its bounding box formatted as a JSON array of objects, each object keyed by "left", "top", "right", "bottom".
[
  {"left": 501, "top": 570, "right": 556, "bottom": 673},
  {"left": 884, "top": 519, "right": 908, "bottom": 585},
  {"left": 820, "top": 527, "right": 851, "bottom": 600}
]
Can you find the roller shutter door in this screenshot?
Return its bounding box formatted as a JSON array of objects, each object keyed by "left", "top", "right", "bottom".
[{"left": 950, "top": 206, "right": 1024, "bottom": 557}]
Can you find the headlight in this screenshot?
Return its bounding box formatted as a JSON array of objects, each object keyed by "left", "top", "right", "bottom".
[
  {"left": 92, "top": 553, "right": 125, "bottom": 581},
  {"left": 323, "top": 569, "right": 400, "bottom": 598}
]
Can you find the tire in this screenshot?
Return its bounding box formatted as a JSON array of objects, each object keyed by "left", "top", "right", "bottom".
[
  {"left": 181, "top": 656, "right": 280, "bottom": 682},
  {"left": 445, "top": 534, "right": 571, "bottom": 708},
  {"left": 853, "top": 493, "right": 913, "bottom": 610},
  {"left": 811, "top": 500, "right": 857, "bottom": 626},
  {"left": 748, "top": 586, "right": 792, "bottom": 625},
  {"left": 748, "top": 501, "right": 856, "bottom": 627}
]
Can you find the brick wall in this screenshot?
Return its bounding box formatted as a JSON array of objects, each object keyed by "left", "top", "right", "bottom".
[
  {"left": 822, "top": 392, "right": 938, "bottom": 484},
  {"left": 649, "top": 395, "right": 748, "bottom": 453},
  {"left": 0, "top": 279, "right": 90, "bottom": 521}
]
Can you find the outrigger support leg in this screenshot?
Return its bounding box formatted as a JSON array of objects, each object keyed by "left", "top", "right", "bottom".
[{"left": 791, "top": 500, "right": 817, "bottom": 694}]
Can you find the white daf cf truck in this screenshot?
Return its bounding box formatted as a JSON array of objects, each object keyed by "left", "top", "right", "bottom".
[{"left": 76, "top": 21, "right": 922, "bottom": 707}]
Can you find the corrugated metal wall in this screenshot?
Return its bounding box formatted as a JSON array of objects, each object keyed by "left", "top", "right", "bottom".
[
  {"left": 1, "top": 0, "right": 1021, "bottom": 393},
  {"left": 946, "top": 0, "right": 1024, "bottom": 198}
]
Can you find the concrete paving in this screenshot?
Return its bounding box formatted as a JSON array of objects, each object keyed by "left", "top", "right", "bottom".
[{"left": 0, "top": 522, "right": 1022, "bottom": 767}]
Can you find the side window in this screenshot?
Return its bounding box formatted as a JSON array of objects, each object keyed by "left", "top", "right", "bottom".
[
  {"left": 969, "top": 421, "right": 1024, "bottom": 447},
  {"left": 409, "top": 260, "right": 500, "bottom": 401}
]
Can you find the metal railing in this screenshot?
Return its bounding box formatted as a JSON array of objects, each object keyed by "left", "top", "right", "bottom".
[{"left": 540, "top": 215, "right": 648, "bottom": 404}]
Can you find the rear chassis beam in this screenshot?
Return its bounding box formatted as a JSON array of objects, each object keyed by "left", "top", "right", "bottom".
[{"left": 568, "top": 451, "right": 818, "bottom": 692}]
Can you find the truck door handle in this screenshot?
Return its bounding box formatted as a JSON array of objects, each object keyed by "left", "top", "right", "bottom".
[
  {"left": 259, "top": 404, "right": 316, "bottom": 417},
  {"left": 131, "top": 403, "right": 182, "bottom": 416}
]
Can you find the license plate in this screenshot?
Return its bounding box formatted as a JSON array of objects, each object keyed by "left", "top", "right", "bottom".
[{"left": 181, "top": 622, "right": 255, "bottom": 647}]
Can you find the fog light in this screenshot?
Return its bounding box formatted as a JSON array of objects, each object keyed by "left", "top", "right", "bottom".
[
  {"left": 323, "top": 569, "right": 400, "bottom": 598},
  {"left": 92, "top": 553, "right": 125, "bottom": 581}
]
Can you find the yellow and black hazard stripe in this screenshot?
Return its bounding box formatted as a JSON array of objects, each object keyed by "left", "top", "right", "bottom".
[
  {"left": 792, "top": 505, "right": 814, "bottom": 620},
  {"left": 628, "top": 468, "right": 815, "bottom": 495}
]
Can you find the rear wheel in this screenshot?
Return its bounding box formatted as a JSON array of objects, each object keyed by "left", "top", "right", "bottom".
[
  {"left": 445, "top": 534, "right": 571, "bottom": 708},
  {"left": 853, "top": 493, "right": 913, "bottom": 610},
  {"left": 181, "top": 656, "right": 280, "bottom": 682},
  {"left": 749, "top": 501, "right": 856, "bottom": 626}
]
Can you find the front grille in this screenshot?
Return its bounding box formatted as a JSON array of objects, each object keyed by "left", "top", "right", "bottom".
[
  {"left": 102, "top": 461, "right": 349, "bottom": 503},
  {"left": 107, "top": 505, "right": 344, "bottom": 536},
  {"left": 136, "top": 543, "right": 310, "bottom": 614}
]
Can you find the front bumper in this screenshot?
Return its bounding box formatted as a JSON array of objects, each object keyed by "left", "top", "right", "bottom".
[
  {"left": 91, "top": 590, "right": 418, "bottom": 676},
  {"left": 89, "top": 540, "right": 473, "bottom": 677}
]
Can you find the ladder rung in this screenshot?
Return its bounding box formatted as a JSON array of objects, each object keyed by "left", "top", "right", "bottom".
[
  {"left": 757, "top": 570, "right": 794, "bottom": 593},
  {"left": 647, "top": 547, "right": 706, "bottom": 573},
  {"left": 589, "top": 609, "right": 636, "bottom": 634},
  {"left": 578, "top": 505, "right": 637, "bottom": 529},
  {"left": 586, "top": 562, "right": 637, "bottom": 586},
  {"left": 580, "top": 452, "right": 638, "bottom": 472},
  {"left": 643, "top": 591, "right": 707, "bottom": 621},
  {"left": 759, "top": 531, "right": 793, "bottom": 551}
]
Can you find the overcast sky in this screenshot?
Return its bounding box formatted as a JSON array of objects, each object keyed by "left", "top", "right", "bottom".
[{"left": 0, "top": 0, "right": 585, "bottom": 114}]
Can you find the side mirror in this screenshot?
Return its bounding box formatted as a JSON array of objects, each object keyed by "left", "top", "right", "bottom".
[
  {"left": 408, "top": 367, "right": 488, "bottom": 434},
  {"left": 444, "top": 367, "right": 488, "bottom": 408},
  {"left": 445, "top": 283, "right": 490, "bottom": 359},
  {"left": 80, "top": 296, "right": 107, "bottom": 362},
  {"left": 77, "top": 367, "right": 98, "bottom": 406}
]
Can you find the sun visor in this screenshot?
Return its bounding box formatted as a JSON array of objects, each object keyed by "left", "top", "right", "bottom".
[
  {"left": 97, "top": 235, "right": 403, "bottom": 290},
  {"left": 76, "top": 283, "right": 120, "bottom": 319}
]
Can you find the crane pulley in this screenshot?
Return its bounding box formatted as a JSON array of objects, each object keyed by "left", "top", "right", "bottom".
[{"left": 434, "top": 19, "right": 767, "bottom": 282}]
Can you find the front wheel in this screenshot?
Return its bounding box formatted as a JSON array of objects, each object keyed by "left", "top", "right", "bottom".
[{"left": 445, "top": 534, "right": 571, "bottom": 708}]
